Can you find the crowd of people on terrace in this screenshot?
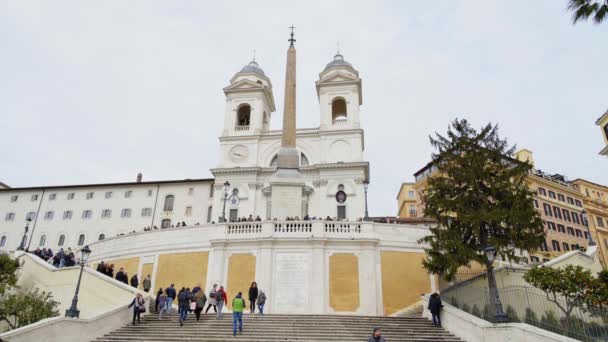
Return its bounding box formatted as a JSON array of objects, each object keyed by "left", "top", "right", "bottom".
[{"left": 31, "top": 247, "right": 80, "bottom": 268}]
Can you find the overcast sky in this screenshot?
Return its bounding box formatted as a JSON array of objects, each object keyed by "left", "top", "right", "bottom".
[{"left": 1, "top": 1, "right": 606, "bottom": 215}]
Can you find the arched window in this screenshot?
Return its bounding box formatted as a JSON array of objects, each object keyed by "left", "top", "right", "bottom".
[
  {"left": 331, "top": 98, "right": 347, "bottom": 123},
  {"left": 0, "top": 236, "right": 6, "bottom": 247},
  {"left": 77, "top": 234, "right": 85, "bottom": 246},
  {"left": 39, "top": 235, "right": 46, "bottom": 247},
  {"left": 237, "top": 104, "right": 251, "bottom": 127},
  {"left": 161, "top": 219, "right": 171, "bottom": 228},
  {"left": 270, "top": 155, "right": 278, "bottom": 167},
  {"left": 163, "top": 195, "right": 174, "bottom": 212},
  {"left": 58, "top": 235, "right": 65, "bottom": 247},
  {"left": 300, "top": 153, "right": 309, "bottom": 166},
  {"left": 98, "top": 233, "right": 105, "bottom": 241}
]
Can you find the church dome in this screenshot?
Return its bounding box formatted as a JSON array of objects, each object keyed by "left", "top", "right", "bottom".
[
  {"left": 324, "top": 53, "right": 353, "bottom": 71},
  {"left": 240, "top": 60, "right": 265, "bottom": 76}
]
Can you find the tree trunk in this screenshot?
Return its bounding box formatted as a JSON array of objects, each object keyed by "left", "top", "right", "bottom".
[{"left": 485, "top": 260, "right": 498, "bottom": 322}]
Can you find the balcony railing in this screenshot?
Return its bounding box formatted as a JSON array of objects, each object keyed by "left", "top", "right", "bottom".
[{"left": 234, "top": 125, "right": 250, "bottom": 132}]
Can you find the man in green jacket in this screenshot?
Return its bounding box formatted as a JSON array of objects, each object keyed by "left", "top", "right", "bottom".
[{"left": 232, "top": 292, "right": 246, "bottom": 336}]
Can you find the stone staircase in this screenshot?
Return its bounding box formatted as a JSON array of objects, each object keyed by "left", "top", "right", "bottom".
[{"left": 94, "top": 312, "right": 461, "bottom": 342}]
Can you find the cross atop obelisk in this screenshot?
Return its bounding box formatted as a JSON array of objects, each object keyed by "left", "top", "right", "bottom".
[{"left": 276, "top": 26, "right": 298, "bottom": 170}]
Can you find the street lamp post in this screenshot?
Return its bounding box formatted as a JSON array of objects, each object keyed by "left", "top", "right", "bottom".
[
  {"left": 17, "top": 217, "right": 32, "bottom": 251},
  {"left": 484, "top": 245, "right": 508, "bottom": 323},
  {"left": 363, "top": 180, "right": 370, "bottom": 220},
  {"left": 221, "top": 181, "right": 230, "bottom": 223},
  {"left": 65, "top": 245, "right": 92, "bottom": 318},
  {"left": 581, "top": 209, "right": 596, "bottom": 247}
]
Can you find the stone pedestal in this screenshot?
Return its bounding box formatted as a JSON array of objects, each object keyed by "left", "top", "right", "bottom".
[{"left": 270, "top": 177, "right": 304, "bottom": 219}]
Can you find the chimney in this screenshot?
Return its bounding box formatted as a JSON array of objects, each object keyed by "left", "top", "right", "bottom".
[{"left": 136, "top": 173, "right": 143, "bottom": 183}]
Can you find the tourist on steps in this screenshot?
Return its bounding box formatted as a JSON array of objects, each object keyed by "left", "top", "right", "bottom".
[
  {"left": 177, "top": 287, "right": 191, "bottom": 326},
  {"left": 257, "top": 290, "right": 267, "bottom": 315},
  {"left": 216, "top": 285, "right": 227, "bottom": 319},
  {"left": 143, "top": 275, "right": 152, "bottom": 293},
  {"left": 194, "top": 289, "right": 207, "bottom": 321},
  {"left": 367, "top": 328, "right": 385, "bottom": 342},
  {"left": 205, "top": 284, "right": 218, "bottom": 313},
  {"left": 428, "top": 292, "right": 443, "bottom": 328},
  {"left": 232, "top": 292, "right": 246, "bottom": 336},
  {"left": 248, "top": 282, "right": 258, "bottom": 313},
  {"left": 166, "top": 283, "right": 177, "bottom": 313},
  {"left": 155, "top": 288, "right": 164, "bottom": 313},
  {"left": 127, "top": 293, "right": 146, "bottom": 326},
  {"left": 130, "top": 274, "right": 138, "bottom": 288},
  {"left": 158, "top": 289, "right": 169, "bottom": 319}
]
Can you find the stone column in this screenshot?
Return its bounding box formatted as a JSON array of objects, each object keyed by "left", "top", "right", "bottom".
[{"left": 277, "top": 45, "right": 299, "bottom": 170}]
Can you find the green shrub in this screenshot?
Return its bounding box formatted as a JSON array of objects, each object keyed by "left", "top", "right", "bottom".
[
  {"left": 450, "top": 296, "right": 460, "bottom": 309},
  {"left": 524, "top": 308, "right": 538, "bottom": 325},
  {"left": 505, "top": 305, "right": 520, "bottom": 323},
  {"left": 461, "top": 303, "right": 471, "bottom": 313},
  {"left": 471, "top": 304, "right": 481, "bottom": 318}
]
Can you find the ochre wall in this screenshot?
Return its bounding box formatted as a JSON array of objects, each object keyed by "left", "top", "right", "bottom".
[
  {"left": 381, "top": 251, "right": 431, "bottom": 315},
  {"left": 329, "top": 253, "right": 360, "bottom": 312},
  {"left": 226, "top": 254, "right": 256, "bottom": 309},
  {"left": 140, "top": 263, "right": 154, "bottom": 290},
  {"left": 155, "top": 252, "right": 208, "bottom": 292},
  {"left": 105, "top": 257, "right": 140, "bottom": 283}
]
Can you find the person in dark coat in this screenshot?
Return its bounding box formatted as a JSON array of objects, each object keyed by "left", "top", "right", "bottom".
[
  {"left": 177, "top": 287, "right": 191, "bottom": 326},
  {"left": 155, "top": 288, "right": 164, "bottom": 312},
  {"left": 127, "top": 293, "right": 146, "bottom": 326},
  {"left": 115, "top": 268, "right": 128, "bottom": 284},
  {"left": 96, "top": 261, "right": 105, "bottom": 274},
  {"left": 428, "top": 292, "right": 443, "bottom": 327},
  {"left": 166, "top": 284, "right": 177, "bottom": 314},
  {"left": 248, "top": 282, "right": 258, "bottom": 313},
  {"left": 367, "top": 328, "right": 386, "bottom": 342},
  {"left": 130, "top": 274, "right": 139, "bottom": 288}
]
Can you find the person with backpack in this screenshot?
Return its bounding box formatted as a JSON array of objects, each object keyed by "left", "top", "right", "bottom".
[
  {"left": 177, "top": 287, "right": 191, "bottom": 326},
  {"left": 127, "top": 293, "right": 146, "bottom": 326},
  {"left": 248, "top": 282, "right": 258, "bottom": 313},
  {"left": 194, "top": 289, "right": 207, "bottom": 321},
  {"left": 428, "top": 292, "right": 443, "bottom": 327},
  {"left": 166, "top": 283, "right": 177, "bottom": 313},
  {"left": 216, "top": 285, "right": 227, "bottom": 319},
  {"left": 232, "top": 292, "right": 246, "bottom": 336},
  {"left": 205, "top": 284, "right": 218, "bottom": 314},
  {"left": 257, "top": 290, "right": 267, "bottom": 315}
]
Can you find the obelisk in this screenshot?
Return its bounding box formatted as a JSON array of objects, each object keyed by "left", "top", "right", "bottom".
[{"left": 270, "top": 26, "right": 305, "bottom": 219}]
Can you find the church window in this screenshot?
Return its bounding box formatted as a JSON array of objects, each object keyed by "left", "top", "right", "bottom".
[
  {"left": 163, "top": 195, "right": 174, "bottom": 212},
  {"left": 98, "top": 233, "right": 105, "bottom": 241},
  {"left": 236, "top": 104, "right": 251, "bottom": 127},
  {"left": 77, "top": 234, "right": 85, "bottom": 246},
  {"left": 0, "top": 236, "right": 6, "bottom": 247},
  {"left": 207, "top": 206, "right": 213, "bottom": 223},
  {"left": 58, "top": 234, "right": 65, "bottom": 247},
  {"left": 300, "top": 153, "right": 309, "bottom": 166},
  {"left": 337, "top": 206, "right": 346, "bottom": 220},
  {"left": 331, "top": 98, "right": 347, "bottom": 123},
  {"left": 229, "top": 209, "right": 238, "bottom": 222},
  {"left": 39, "top": 235, "right": 46, "bottom": 247}
]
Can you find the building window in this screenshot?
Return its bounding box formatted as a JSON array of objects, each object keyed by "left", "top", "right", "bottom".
[
  {"left": 101, "top": 209, "right": 112, "bottom": 219},
  {"left": 141, "top": 208, "right": 152, "bottom": 217},
  {"left": 553, "top": 206, "right": 562, "bottom": 220},
  {"left": 562, "top": 209, "right": 571, "bottom": 222},
  {"left": 567, "top": 227, "right": 575, "bottom": 236},
  {"left": 26, "top": 212, "right": 36, "bottom": 221},
  {"left": 571, "top": 244, "right": 578, "bottom": 250},
  {"left": 538, "top": 188, "right": 547, "bottom": 196},
  {"left": 44, "top": 211, "right": 54, "bottom": 220},
  {"left": 58, "top": 235, "right": 65, "bottom": 247},
  {"left": 98, "top": 233, "right": 105, "bottom": 240},
  {"left": 229, "top": 209, "right": 238, "bottom": 222},
  {"left": 236, "top": 104, "right": 251, "bottom": 127},
  {"left": 575, "top": 229, "right": 583, "bottom": 238},
  {"left": 125, "top": 190, "right": 132, "bottom": 198},
  {"left": 10, "top": 195, "right": 18, "bottom": 202},
  {"left": 563, "top": 242, "right": 570, "bottom": 251},
  {"left": 408, "top": 191, "right": 415, "bottom": 198},
  {"left": 63, "top": 210, "right": 73, "bottom": 220},
  {"left": 409, "top": 205, "right": 417, "bottom": 216},
  {"left": 67, "top": 192, "right": 75, "bottom": 200},
  {"left": 531, "top": 256, "right": 540, "bottom": 263},
  {"left": 337, "top": 206, "right": 346, "bottom": 220},
  {"left": 584, "top": 231, "right": 590, "bottom": 239},
  {"left": 163, "top": 195, "right": 174, "bottom": 212},
  {"left": 121, "top": 208, "right": 132, "bottom": 218},
  {"left": 543, "top": 203, "right": 552, "bottom": 217},
  {"left": 77, "top": 234, "right": 85, "bottom": 246},
  {"left": 86, "top": 192, "right": 94, "bottom": 199},
  {"left": 49, "top": 193, "right": 56, "bottom": 201},
  {"left": 147, "top": 189, "right": 153, "bottom": 197},
  {"left": 31, "top": 194, "right": 38, "bottom": 201},
  {"left": 597, "top": 217, "right": 605, "bottom": 228},
  {"left": 185, "top": 206, "right": 192, "bottom": 216},
  {"left": 0, "top": 236, "right": 6, "bottom": 247},
  {"left": 105, "top": 191, "right": 112, "bottom": 199},
  {"left": 161, "top": 219, "right": 171, "bottom": 228},
  {"left": 548, "top": 191, "right": 556, "bottom": 199},
  {"left": 575, "top": 199, "right": 582, "bottom": 207},
  {"left": 207, "top": 206, "right": 213, "bottom": 223},
  {"left": 540, "top": 240, "right": 548, "bottom": 251},
  {"left": 557, "top": 224, "right": 565, "bottom": 233},
  {"left": 567, "top": 197, "right": 574, "bottom": 205},
  {"left": 39, "top": 235, "right": 46, "bottom": 246},
  {"left": 82, "top": 210, "right": 92, "bottom": 219},
  {"left": 331, "top": 97, "right": 347, "bottom": 123},
  {"left": 209, "top": 185, "right": 214, "bottom": 198},
  {"left": 533, "top": 200, "right": 539, "bottom": 208},
  {"left": 547, "top": 222, "right": 556, "bottom": 231},
  {"left": 557, "top": 194, "right": 565, "bottom": 202},
  {"left": 552, "top": 240, "right": 561, "bottom": 252},
  {"left": 572, "top": 212, "right": 580, "bottom": 224},
  {"left": 5, "top": 213, "right": 15, "bottom": 221},
  {"left": 300, "top": 153, "right": 310, "bottom": 166},
  {"left": 188, "top": 188, "right": 194, "bottom": 195}
]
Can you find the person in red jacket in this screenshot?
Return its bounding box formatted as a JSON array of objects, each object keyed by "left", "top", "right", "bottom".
[{"left": 216, "top": 285, "right": 228, "bottom": 319}]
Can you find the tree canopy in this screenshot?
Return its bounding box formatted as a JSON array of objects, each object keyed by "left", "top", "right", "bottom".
[
  {"left": 568, "top": 0, "right": 608, "bottom": 24},
  {"left": 419, "top": 119, "right": 545, "bottom": 280}
]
